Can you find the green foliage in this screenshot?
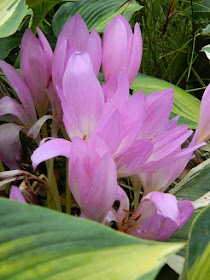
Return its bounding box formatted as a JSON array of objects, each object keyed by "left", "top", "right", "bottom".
[
  {"left": 180, "top": 206, "right": 210, "bottom": 280},
  {"left": 52, "top": 0, "right": 143, "bottom": 37},
  {"left": 0, "top": 0, "right": 28, "bottom": 38},
  {"left": 131, "top": 73, "right": 200, "bottom": 128},
  {"left": 186, "top": 0, "right": 210, "bottom": 19},
  {"left": 0, "top": 198, "right": 183, "bottom": 280}
]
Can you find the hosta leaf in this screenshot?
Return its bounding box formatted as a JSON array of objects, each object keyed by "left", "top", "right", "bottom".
[
  {"left": 0, "top": 36, "right": 22, "bottom": 60},
  {"left": 0, "top": 0, "right": 28, "bottom": 38},
  {"left": 186, "top": 0, "right": 210, "bottom": 19},
  {"left": 52, "top": 0, "right": 143, "bottom": 37},
  {"left": 131, "top": 73, "right": 200, "bottom": 129},
  {"left": 201, "top": 44, "right": 210, "bottom": 60},
  {"left": 179, "top": 206, "right": 210, "bottom": 280},
  {"left": 0, "top": 198, "right": 183, "bottom": 280},
  {"left": 169, "top": 159, "right": 210, "bottom": 254}
]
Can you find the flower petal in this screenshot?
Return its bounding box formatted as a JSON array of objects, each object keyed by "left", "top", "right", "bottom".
[
  {"left": 102, "top": 17, "right": 127, "bottom": 81},
  {"left": 27, "top": 115, "right": 53, "bottom": 139},
  {"left": 85, "top": 28, "right": 102, "bottom": 76},
  {"left": 0, "top": 123, "right": 24, "bottom": 169},
  {"left": 197, "top": 84, "right": 210, "bottom": 143},
  {"left": 0, "top": 96, "right": 31, "bottom": 127},
  {"left": 62, "top": 52, "right": 104, "bottom": 140},
  {"left": 9, "top": 186, "right": 26, "bottom": 203},
  {"left": 178, "top": 200, "right": 194, "bottom": 228},
  {"left": 116, "top": 139, "right": 153, "bottom": 177},
  {"left": 31, "top": 138, "right": 71, "bottom": 169},
  {"left": 0, "top": 60, "right": 37, "bottom": 124}
]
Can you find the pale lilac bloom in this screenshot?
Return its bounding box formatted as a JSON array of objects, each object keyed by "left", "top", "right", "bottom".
[
  {"left": 32, "top": 136, "right": 117, "bottom": 222},
  {"left": 52, "top": 14, "right": 102, "bottom": 88},
  {"left": 197, "top": 84, "right": 210, "bottom": 143},
  {"left": 9, "top": 186, "right": 26, "bottom": 203},
  {"left": 102, "top": 15, "right": 142, "bottom": 85},
  {"left": 107, "top": 189, "right": 193, "bottom": 241}
]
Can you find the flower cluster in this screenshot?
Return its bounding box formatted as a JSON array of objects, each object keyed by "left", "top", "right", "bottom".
[{"left": 1, "top": 14, "right": 209, "bottom": 241}]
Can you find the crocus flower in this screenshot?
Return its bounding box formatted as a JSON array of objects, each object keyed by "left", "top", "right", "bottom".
[
  {"left": 52, "top": 14, "right": 102, "bottom": 88},
  {"left": 9, "top": 186, "right": 26, "bottom": 203},
  {"left": 35, "top": 52, "right": 153, "bottom": 177},
  {"left": 32, "top": 136, "right": 117, "bottom": 222},
  {"left": 20, "top": 27, "right": 53, "bottom": 117},
  {"left": 102, "top": 15, "right": 142, "bottom": 85},
  {"left": 197, "top": 84, "right": 210, "bottom": 143},
  {"left": 107, "top": 189, "right": 194, "bottom": 241}
]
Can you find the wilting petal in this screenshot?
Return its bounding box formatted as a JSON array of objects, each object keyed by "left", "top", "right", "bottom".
[
  {"left": 116, "top": 139, "right": 153, "bottom": 177},
  {"left": 27, "top": 115, "right": 53, "bottom": 139},
  {"left": 138, "top": 89, "right": 174, "bottom": 140},
  {"left": 197, "top": 84, "right": 210, "bottom": 143},
  {"left": 102, "top": 17, "right": 128, "bottom": 81},
  {"left": 0, "top": 96, "right": 31, "bottom": 127},
  {"left": 124, "top": 23, "right": 143, "bottom": 84},
  {"left": 0, "top": 123, "right": 24, "bottom": 169},
  {"left": 9, "top": 186, "right": 26, "bottom": 203},
  {"left": 69, "top": 137, "right": 117, "bottom": 222},
  {"left": 85, "top": 28, "right": 102, "bottom": 76},
  {"left": 62, "top": 52, "right": 104, "bottom": 140},
  {"left": 0, "top": 60, "right": 37, "bottom": 124},
  {"left": 31, "top": 138, "right": 71, "bottom": 169},
  {"left": 20, "top": 28, "right": 49, "bottom": 116},
  {"left": 178, "top": 200, "right": 194, "bottom": 227}
]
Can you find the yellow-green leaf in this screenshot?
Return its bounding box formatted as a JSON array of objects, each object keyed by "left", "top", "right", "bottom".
[{"left": 0, "top": 198, "right": 183, "bottom": 280}]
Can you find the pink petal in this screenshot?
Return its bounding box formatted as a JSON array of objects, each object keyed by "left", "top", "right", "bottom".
[
  {"left": 102, "top": 75, "right": 117, "bottom": 102},
  {"left": 101, "top": 69, "right": 129, "bottom": 117},
  {"left": 0, "top": 123, "right": 24, "bottom": 169},
  {"left": 138, "top": 89, "right": 174, "bottom": 139},
  {"left": 130, "top": 214, "right": 178, "bottom": 241},
  {"left": 178, "top": 200, "right": 194, "bottom": 228},
  {"left": 102, "top": 17, "right": 128, "bottom": 81},
  {"left": 0, "top": 60, "right": 37, "bottom": 124},
  {"left": 69, "top": 137, "right": 117, "bottom": 222},
  {"left": 197, "top": 84, "right": 210, "bottom": 143},
  {"left": 36, "top": 27, "right": 53, "bottom": 79},
  {"left": 31, "top": 138, "right": 71, "bottom": 169},
  {"left": 9, "top": 186, "right": 26, "bottom": 203},
  {"left": 20, "top": 29, "right": 49, "bottom": 116},
  {"left": 0, "top": 96, "right": 31, "bottom": 127},
  {"left": 52, "top": 37, "right": 68, "bottom": 88},
  {"left": 116, "top": 139, "right": 153, "bottom": 177},
  {"left": 59, "top": 14, "right": 89, "bottom": 51},
  {"left": 27, "top": 115, "right": 53, "bottom": 139},
  {"left": 125, "top": 23, "right": 143, "bottom": 84},
  {"left": 85, "top": 28, "right": 102, "bottom": 76},
  {"left": 62, "top": 52, "right": 104, "bottom": 140}
]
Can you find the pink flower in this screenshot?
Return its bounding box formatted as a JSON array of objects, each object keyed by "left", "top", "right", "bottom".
[
  {"left": 102, "top": 15, "right": 142, "bottom": 85},
  {"left": 107, "top": 188, "right": 193, "bottom": 241},
  {"left": 52, "top": 14, "right": 102, "bottom": 88},
  {"left": 197, "top": 84, "right": 210, "bottom": 143},
  {"left": 9, "top": 186, "right": 26, "bottom": 203}
]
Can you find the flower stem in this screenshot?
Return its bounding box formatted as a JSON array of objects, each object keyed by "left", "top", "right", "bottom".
[
  {"left": 130, "top": 176, "right": 142, "bottom": 211},
  {"left": 65, "top": 158, "right": 71, "bottom": 214}
]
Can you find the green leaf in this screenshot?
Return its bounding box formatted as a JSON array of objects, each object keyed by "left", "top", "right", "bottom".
[
  {"left": 30, "top": 1, "right": 58, "bottom": 32},
  {"left": 180, "top": 206, "right": 210, "bottom": 280},
  {"left": 202, "top": 23, "right": 210, "bottom": 35},
  {"left": 169, "top": 159, "right": 210, "bottom": 254},
  {"left": 170, "top": 158, "right": 210, "bottom": 202},
  {"left": 186, "top": 0, "right": 210, "bottom": 19},
  {"left": 0, "top": 0, "right": 28, "bottom": 38},
  {"left": 0, "top": 35, "right": 21, "bottom": 60},
  {"left": 131, "top": 74, "right": 200, "bottom": 129},
  {"left": 52, "top": 0, "right": 143, "bottom": 37},
  {"left": 0, "top": 198, "right": 183, "bottom": 280}
]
